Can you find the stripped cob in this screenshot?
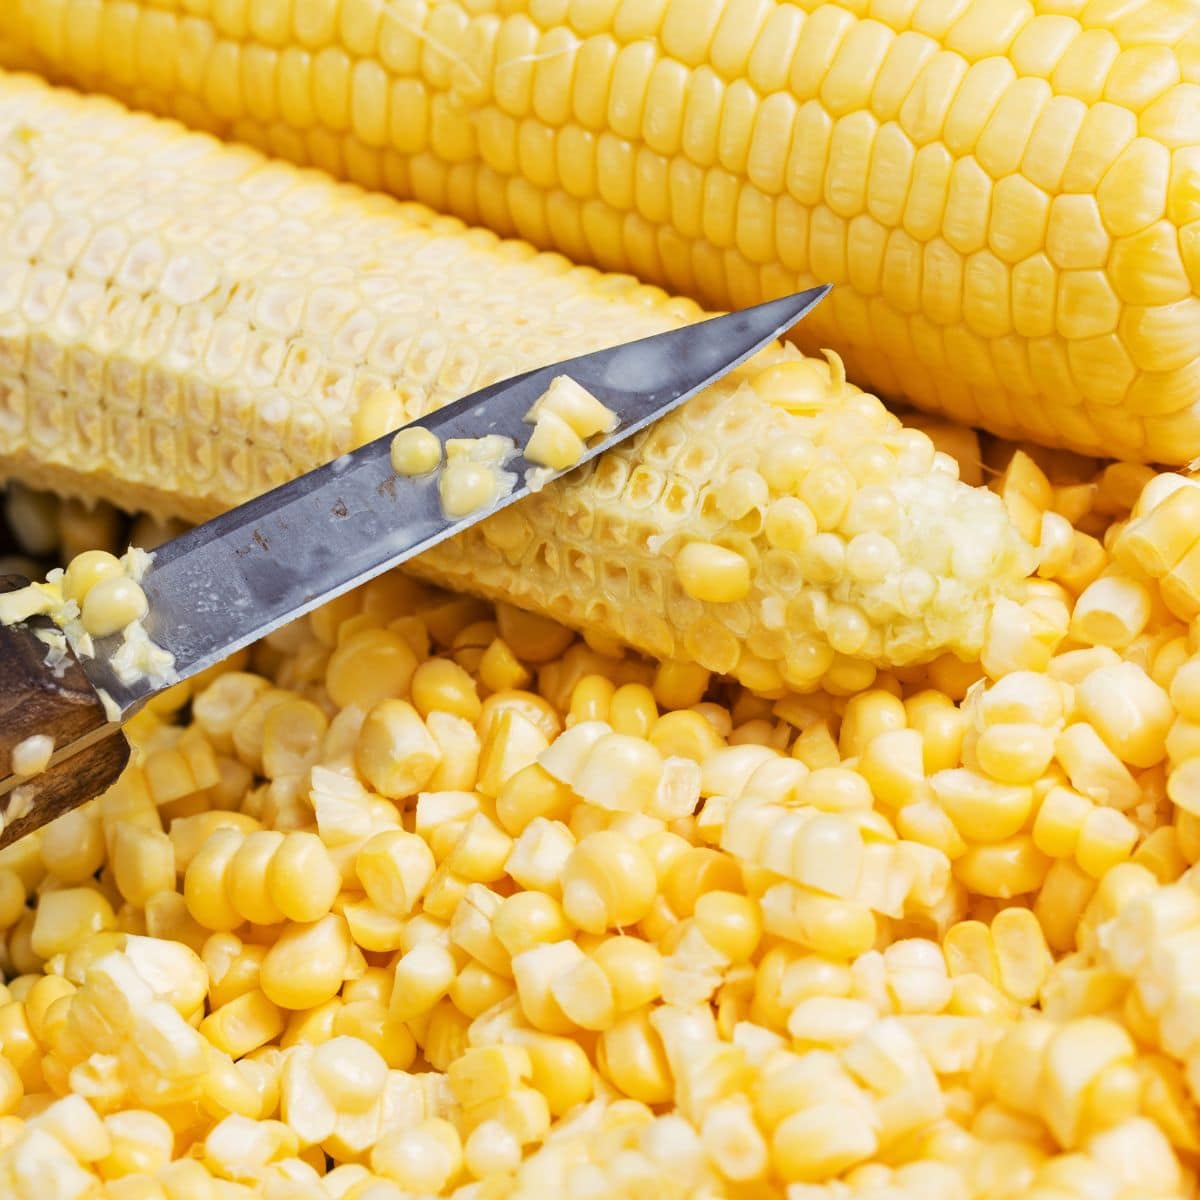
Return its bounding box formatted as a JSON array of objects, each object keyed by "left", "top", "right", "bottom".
[
  {"left": 0, "top": 72, "right": 1033, "bottom": 692},
  {"left": 2, "top": 1, "right": 1198, "bottom": 463}
]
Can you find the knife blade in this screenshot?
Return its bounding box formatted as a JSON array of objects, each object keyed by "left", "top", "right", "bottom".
[{"left": 81, "top": 285, "right": 830, "bottom": 718}]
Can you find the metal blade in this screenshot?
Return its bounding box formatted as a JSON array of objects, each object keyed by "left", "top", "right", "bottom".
[{"left": 83, "top": 285, "right": 830, "bottom": 717}]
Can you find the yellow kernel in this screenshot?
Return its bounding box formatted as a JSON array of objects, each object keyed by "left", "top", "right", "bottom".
[
  {"left": 260, "top": 914, "right": 352, "bottom": 1010},
  {"left": 479, "top": 688, "right": 561, "bottom": 744},
  {"left": 694, "top": 891, "right": 762, "bottom": 962},
  {"left": 609, "top": 684, "right": 659, "bottom": 738},
  {"left": 30, "top": 887, "right": 116, "bottom": 959},
  {"left": 974, "top": 723, "right": 1057, "bottom": 785},
  {"left": 509, "top": 1030, "right": 593, "bottom": 1116},
  {"left": 717, "top": 468, "right": 770, "bottom": 521},
  {"left": 1069, "top": 573, "right": 1152, "bottom": 648},
  {"left": 572, "top": 732, "right": 664, "bottom": 813},
  {"left": 325, "top": 627, "right": 419, "bottom": 710},
  {"left": 356, "top": 830, "right": 436, "bottom": 916},
  {"left": 764, "top": 497, "right": 819, "bottom": 552},
  {"left": 568, "top": 675, "right": 616, "bottom": 726},
  {"left": 591, "top": 936, "right": 663, "bottom": 1012},
  {"left": 81, "top": 574, "right": 148, "bottom": 638},
  {"left": 932, "top": 769, "right": 1034, "bottom": 842},
  {"left": 390, "top": 426, "right": 442, "bottom": 475},
  {"left": 370, "top": 1118, "right": 461, "bottom": 1193},
  {"left": 838, "top": 690, "right": 906, "bottom": 759},
  {"left": 479, "top": 637, "right": 532, "bottom": 692},
  {"left": 675, "top": 542, "right": 752, "bottom": 603},
  {"left": 492, "top": 892, "right": 571, "bottom": 959},
  {"left": 597, "top": 1008, "right": 673, "bottom": 1105},
  {"left": 446, "top": 813, "right": 514, "bottom": 883},
  {"left": 953, "top": 836, "right": 1050, "bottom": 898},
  {"left": 408, "top": 658, "right": 480, "bottom": 723},
  {"left": 440, "top": 458, "right": 502, "bottom": 517},
  {"left": 663, "top": 847, "right": 743, "bottom": 916},
  {"left": 753, "top": 360, "right": 831, "bottom": 411},
  {"left": 562, "top": 831, "right": 658, "bottom": 933},
  {"left": 845, "top": 532, "right": 901, "bottom": 583},
  {"left": 62, "top": 549, "right": 123, "bottom": 606},
  {"left": 352, "top": 387, "right": 408, "bottom": 446},
  {"left": 650, "top": 709, "right": 726, "bottom": 762},
  {"left": 1075, "top": 662, "right": 1174, "bottom": 768},
  {"left": 526, "top": 378, "right": 615, "bottom": 441},
  {"left": 356, "top": 699, "right": 442, "bottom": 799},
  {"left": 1075, "top": 806, "right": 1138, "bottom": 879},
  {"left": 771, "top": 1101, "right": 878, "bottom": 1182},
  {"left": 1170, "top": 657, "right": 1200, "bottom": 719},
  {"left": 200, "top": 989, "right": 285, "bottom": 1058},
  {"left": 525, "top": 408, "right": 587, "bottom": 470},
  {"left": 496, "top": 763, "right": 574, "bottom": 835},
  {"left": 464, "top": 1118, "right": 521, "bottom": 1179},
  {"left": 800, "top": 767, "right": 873, "bottom": 813},
  {"left": 97, "top": 1108, "right": 175, "bottom": 1178},
  {"left": 651, "top": 660, "right": 711, "bottom": 711},
  {"left": 40, "top": 806, "right": 105, "bottom": 883},
  {"left": 111, "top": 823, "right": 175, "bottom": 909},
  {"left": 312, "top": 1035, "right": 388, "bottom": 1111},
  {"left": 389, "top": 942, "right": 457, "bottom": 1023},
  {"left": 761, "top": 436, "right": 816, "bottom": 493}
]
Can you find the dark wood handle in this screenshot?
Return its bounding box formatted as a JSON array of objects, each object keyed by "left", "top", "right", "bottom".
[{"left": 0, "top": 575, "right": 130, "bottom": 847}]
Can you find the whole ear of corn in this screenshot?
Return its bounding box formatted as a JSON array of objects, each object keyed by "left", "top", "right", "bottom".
[
  {"left": 2, "top": 0, "right": 1198, "bottom": 463},
  {"left": 0, "top": 73, "right": 1033, "bottom": 692}
]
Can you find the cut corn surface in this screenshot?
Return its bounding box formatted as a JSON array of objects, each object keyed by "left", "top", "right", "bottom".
[
  {"left": 5, "top": 1, "right": 1200, "bottom": 462},
  {"left": 0, "top": 448, "right": 1198, "bottom": 1196},
  {"left": 0, "top": 73, "right": 1035, "bottom": 691}
]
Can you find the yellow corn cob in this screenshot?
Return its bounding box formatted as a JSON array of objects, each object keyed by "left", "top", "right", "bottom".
[
  {"left": 0, "top": 72, "right": 1033, "bottom": 690},
  {"left": 2, "top": 1, "right": 1198, "bottom": 463}
]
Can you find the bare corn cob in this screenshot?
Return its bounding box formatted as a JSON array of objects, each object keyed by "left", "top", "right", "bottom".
[
  {"left": 3, "top": 0, "right": 1198, "bottom": 463},
  {"left": 0, "top": 73, "right": 1033, "bottom": 691}
]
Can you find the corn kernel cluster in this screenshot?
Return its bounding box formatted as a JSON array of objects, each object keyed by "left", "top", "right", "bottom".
[{"left": 5, "top": 431, "right": 1200, "bottom": 1197}]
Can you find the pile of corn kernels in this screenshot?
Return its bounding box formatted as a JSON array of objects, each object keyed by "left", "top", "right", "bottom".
[{"left": 2, "top": 431, "right": 1200, "bottom": 1199}]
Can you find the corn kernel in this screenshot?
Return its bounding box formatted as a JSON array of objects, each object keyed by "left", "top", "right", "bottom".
[
  {"left": 931, "top": 769, "right": 1034, "bottom": 842},
  {"left": 675, "top": 542, "right": 752, "bottom": 603},
  {"left": 528, "top": 376, "right": 617, "bottom": 440},
  {"left": 370, "top": 1117, "right": 461, "bottom": 1192},
  {"left": 390, "top": 426, "right": 442, "bottom": 475},
  {"left": 953, "top": 836, "right": 1050, "bottom": 899},
  {"left": 356, "top": 830, "right": 436, "bottom": 916},
  {"left": 326, "top": 629, "right": 419, "bottom": 711},
  {"left": 81, "top": 574, "right": 149, "bottom": 638},
  {"left": 260, "top": 914, "right": 353, "bottom": 1010},
  {"left": 1075, "top": 662, "right": 1174, "bottom": 768},
  {"left": 463, "top": 1117, "right": 521, "bottom": 1178},
  {"left": 356, "top": 699, "right": 441, "bottom": 799},
  {"left": 62, "top": 549, "right": 123, "bottom": 607},
  {"left": 30, "top": 888, "right": 116, "bottom": 959},
  {"left": 693, "top": 892, "right": 762, "bottom": 962}
]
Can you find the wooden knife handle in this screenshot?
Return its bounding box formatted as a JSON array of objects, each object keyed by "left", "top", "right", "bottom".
[{"left": 0, "top": 575, "right": 130, "bottom": 847}]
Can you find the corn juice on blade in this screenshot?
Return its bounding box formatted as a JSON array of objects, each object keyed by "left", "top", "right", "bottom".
[
  {"left": 0, "top": 74, "right": 1035, "bottom": 693},
  {"left": 81, "top": 289, "right": 831, "bottom": 718}
]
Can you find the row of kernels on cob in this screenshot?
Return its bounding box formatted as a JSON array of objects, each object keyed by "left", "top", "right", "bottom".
[{"left": 5, "top": 0, "right": 1200, "bottom": 463}]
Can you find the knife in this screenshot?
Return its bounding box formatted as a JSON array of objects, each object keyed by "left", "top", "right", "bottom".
[{"left": 0, "top": 285, "right": 829, "bottom": 844}]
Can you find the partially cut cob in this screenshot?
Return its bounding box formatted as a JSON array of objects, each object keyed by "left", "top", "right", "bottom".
[
  {"left": 3, "top": 0, "right": 1198, "bottom": 463},
  {"left": 0, "top": 72, "right": 1033, "bottom": 692}
]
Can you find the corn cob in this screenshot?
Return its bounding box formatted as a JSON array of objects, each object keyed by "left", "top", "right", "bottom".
[
  {"left": 3, "top": 1, "right": 1198, "bottom": 464},
  {"left": 0, "top": 71, "right": 1034, "bottom": 691}
]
